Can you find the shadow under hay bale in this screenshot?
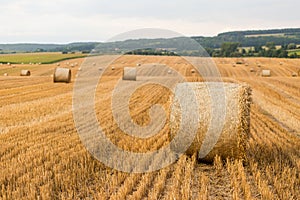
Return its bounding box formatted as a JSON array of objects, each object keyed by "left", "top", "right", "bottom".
[
  {"left": 122, "top": 67, "right": 137, "bottom": 81},
  {"left": 53, "top": 68, "right": 71, "bottom": 83},
  {"left": 20, "top": 70, "right": 31, "bottom": 76},
  {"left": 169, "top": 82, "right": 252, "bottom": 162}
]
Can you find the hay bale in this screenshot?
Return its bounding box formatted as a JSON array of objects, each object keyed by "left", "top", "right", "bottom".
[
  {"left": 3, "top": 73, "right": 8, "bottom": 76},
  {"left": 292, "top": 72, "right": 297, "bottom": 77},
  {"left": 169, "top": 82, "right": 252, "bottom": 162},
  {"left": 71, "top": 64, "right": 75, "bottom": 68},
  {"left": 20, "top": 70, "right": 31, "bottom": 76},
  {"left": 53, "top": 68, "right": 71, "bottom": 83},
  {"left": 57, "top": 63, "right": 60, "bottom": 66},
  {"left": 93, "top": 63, "right": 96, "bottom": 66},
  {"left": 111, "top": 66, "right": 115, "bottom": 70},
  {"left": 261, "top": 70, "right": 271, "bottom": 77},
  {"left": 123, "top": 67, "right": 137, "bottom": 81},
  {"left": 168, "top": 70, "right": 172, "bottom": 74},
  {"left": 136, "top": 63, "right": 141, "bottom": 66},
  {"left": 250, "top": 68, "right": 255, "bottom": 72},
  {"left": 7, "top": 63, "right": 10, "bottom": 66},
  {"left": 191, "top": 69, "right": 196, "bottom": 73},
  {"left": 98, "top": 67, "right": 103, "bottom": 71},
  {"left": 12, "top": 65, "right": 16, "bottom": 68}
]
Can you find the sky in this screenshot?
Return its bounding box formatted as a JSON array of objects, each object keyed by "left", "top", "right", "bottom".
[{"left": 0, "top": 0, "right": 299, "bottom": 43}]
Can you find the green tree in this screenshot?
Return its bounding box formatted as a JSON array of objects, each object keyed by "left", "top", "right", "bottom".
[
  {"left": 266, "top": 42, "right": 276, "bottom": 50},
  {"left": 287, "top": 43, "right": 296, "bottom": 50},
  {"left": 220, "top": 42, "right": 240, "bottom": 57}
]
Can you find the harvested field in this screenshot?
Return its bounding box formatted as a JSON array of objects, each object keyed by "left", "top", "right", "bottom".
[{"left": 0, "top": 55, "right": 299, "bottom": 199}]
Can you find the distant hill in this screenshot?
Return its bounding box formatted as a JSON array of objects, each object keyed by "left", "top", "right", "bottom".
[
  {"left": 192, "top": 28, "right": 300, "bottom": 48},
  {"left": 1, "top": 28, "right": 300, "bottom": 54}
]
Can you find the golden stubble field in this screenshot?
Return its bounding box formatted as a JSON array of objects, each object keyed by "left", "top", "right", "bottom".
[{"left": 0, "top": 55, "right": 299, "bottom": 199}]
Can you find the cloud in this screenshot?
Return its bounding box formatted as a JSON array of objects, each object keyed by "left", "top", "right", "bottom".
[{"left": 0, "top": 0, "right": 299, "bottom": 43}]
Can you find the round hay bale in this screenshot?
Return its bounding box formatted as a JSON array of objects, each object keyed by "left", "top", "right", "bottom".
[
  {"left": 136, "top": 63, "right": 141, "bottom": 67},
  {"left": 7, "top": 63, "right": 10, "bottom": 66},
  {"left": 12, "top": 65, "right": 16, "bottom": 68},
  {"left": 71, "top": 64, "right": 75, "bottom": 68},
  {"left": 98, "top": 67, "right": 103, "bottom": 71},
  {"left": 292, "top": 72, "right": 297, "bottom": 77},
  {"left": 111, "top": 66, "right": 115, "bottom": 70},
  {"left": 57, "top": 63, "right": 60, "bottom": 66},
  {"left": 250, "top": 68, "right": 255, "bottom": 72},
  {"left": 78, "top": 67, "right": 82, "bottom": 71},
  {"left": 123, "top": 67, "right": 137, "bottom": 81},
  {"left": 168, "top": 70, "right": 172, "bottom": 74},
  {"left": 261, "top": 70, "right": 271, "bottom": 77},
  {"left": 3, "top": 73, "right": 8, "bottom": 76},
  {"left": 169, "top": 82, "right": 252, "bottom": 162},
  {"left": 191, "top": 69, "right": 196, "bottom": 74},
  {"left": 93, "top": 63, "right": 96, "bottom": 66},
  {"left": 20, "top": 70, "right": 31, "bottom": 76},
  {"left": 53, "top": 68, "right": 71, "bottom": 83}
]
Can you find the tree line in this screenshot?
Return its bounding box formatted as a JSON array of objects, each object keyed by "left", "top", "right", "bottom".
[{"left": 205, "top": 42, "right": 299, "bottom": 58}]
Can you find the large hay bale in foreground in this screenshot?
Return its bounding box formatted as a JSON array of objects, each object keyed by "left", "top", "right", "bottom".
[
  {"left": 170, "top": 82, "right": 252, "bottom": 162},
  {"left": 123, "top": 67, "right": 137, "bottom": 81},
  {"left": 53, "top": 68, "right": 71, "bottom": 83},
  {"left": 261, "top": 70, "right": 271, "bottom": 77},
  {"left": 20, "top": 70, "right": 31, "bottom": 76}
]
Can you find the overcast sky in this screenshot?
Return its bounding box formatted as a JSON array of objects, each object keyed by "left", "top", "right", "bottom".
[{"left": 0, "top": 0, "right": 299, "bottom": 43}]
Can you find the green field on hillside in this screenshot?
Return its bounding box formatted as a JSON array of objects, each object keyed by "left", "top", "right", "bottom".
[
  {"left": 0, "top": 52, "right": 87, "bottom": 64},
  {"left": 288, "top": 49, "right": 300, "bottom": 56}
]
